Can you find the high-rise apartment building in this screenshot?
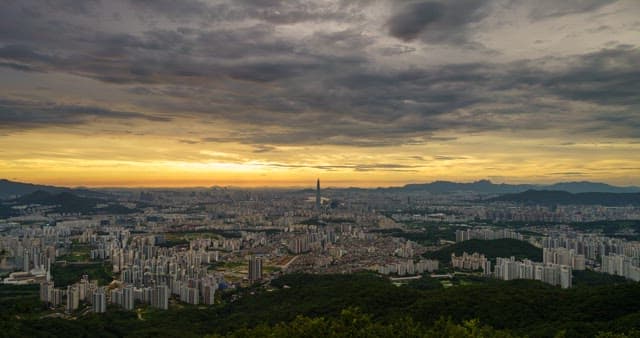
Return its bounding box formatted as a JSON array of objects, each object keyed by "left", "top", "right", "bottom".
[
  {"left": 249, "top": 255, "right": 262, "bottom": 282},
  {"left": 92, "top": 288, "right": 107, "bottom": 313}
]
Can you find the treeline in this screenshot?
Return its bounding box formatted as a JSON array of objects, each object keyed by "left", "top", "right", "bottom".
[
  {"left": 423, "top": 239, "right": 542, "bottom": 263},
  {"left": 572, "top": 270, "right": 631, "bottom": 287},
  {"left": 3, "top": 274, "right": 640, "bottom": 337},
  {"left": 50, "top": 262, "right": 113, "bottom": 287},
  {"left": 213, "top": 308, "right": 518, "bottom": 338}
]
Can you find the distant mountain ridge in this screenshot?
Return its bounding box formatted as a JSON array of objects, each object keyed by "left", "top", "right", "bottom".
[
  {"left": 0, "top": 179, "right": 70, "bottom": 199},
  {"left": 491, "top": 190, "right": 640, "bottom": 206},
  {"left": 545, "top": 182, "right": 640, "bottom": 194},
  {"left": 393, "top": 180, "right": 640, "bottom": 194},
  {"left": 2, "top": 178, "right": 639, "bottom": 198},
  {"left": 0, "top": 179, "right": 107, "bottom": 200},
  {"left": 1, "top": 190, "right": 137, "bottom": 217},
  {"left": 11, "top": 190, "right": 103, "bottom": 212},
  {"left": 13, "top": 190, "right": 100, "bottom": 206},
  {"left": 398, "top": 179, "right": 533, "bottom": 194}
]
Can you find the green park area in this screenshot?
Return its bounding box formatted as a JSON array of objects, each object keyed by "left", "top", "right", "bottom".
[
  {"left": 0, "top": 284, "right": 48, "bottom": 320},
  {"left": 424, "top": 239, "right": 542, "bottom": 263},
  {"left": 57, "top": 243, "right": 92, "bottom": 262},
  {"left": 51, "top": 262, "right": 113, "bottom": 287}
]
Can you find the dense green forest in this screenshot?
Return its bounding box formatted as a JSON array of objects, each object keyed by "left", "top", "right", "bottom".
[
  {"left": 212, "top": 309, "right": 519, "bottom": 337},
  {"left": 572, "top": 270, "right": 631, "bottom": 287},
  {"left": 2, "top": 273, "right": 640, "bottom": 337},
  {"left": 51, "top": 262, "right": 114, "bottom": 287},
  {"left": 423, "top": 239, "right": 542, "bottom": 263}
]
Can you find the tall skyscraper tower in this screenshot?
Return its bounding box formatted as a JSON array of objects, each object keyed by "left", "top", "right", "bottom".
[{"left": 315, "top": 178, "right": 321, "bottom": 211}]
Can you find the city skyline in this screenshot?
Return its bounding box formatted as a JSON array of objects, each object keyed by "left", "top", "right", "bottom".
[{"left": 1, "top": 0, "right": 639, "bottom": 187}]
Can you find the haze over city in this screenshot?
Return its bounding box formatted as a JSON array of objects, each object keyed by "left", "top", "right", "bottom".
[{"left": 1, "top": 0, "right": 639, "bottom": 187}]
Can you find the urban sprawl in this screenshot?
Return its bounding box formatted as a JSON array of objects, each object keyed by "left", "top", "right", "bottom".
[{"left": 1, "top": 181, "right": 640, "bottom": 316}]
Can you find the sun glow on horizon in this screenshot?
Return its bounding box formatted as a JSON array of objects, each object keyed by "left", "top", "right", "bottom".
[{"left": 2, "top": 127, "right": 640, "bottom": 188}]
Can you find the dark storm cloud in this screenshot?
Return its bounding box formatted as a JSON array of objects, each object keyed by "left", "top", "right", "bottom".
[
  {"left": 539, "top": 46, "right": 640, "bottom": 106},
  {"left": 120, "top": 46, "right": 640, "bottom": 146},
  {"left": 386, "top": 0, "right": 619, "bottom": 44},
  {"left": 0, "top": 2, "right": 93, "bottom": 46},
  {"left": 386, "top": 0, "right": 490, "bottom": 43},
  {"left": 387, "top": 2, "right": 445, "bottom": 41},
  {"left": 0, "top": 17, "right": 352, "bottom": 85},
  {"left": 0, "top": 98, "right": 170, "bottom": 130}
]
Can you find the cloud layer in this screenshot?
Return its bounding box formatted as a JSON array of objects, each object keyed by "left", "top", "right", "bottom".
[{"left": 0, "top": 0, "right": 639, "bottom": 185}]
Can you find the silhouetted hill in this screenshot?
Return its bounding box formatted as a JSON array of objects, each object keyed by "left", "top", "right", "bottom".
[
  {"left": 13, "top": 190, "right": 101, "bottom": 210},
  {"left": 0, "top": 179, "right": 109, "bottom": 200},
  {"left": 4, "top": 190, "right": 137, "bottom": 215},
  {"left": 11, "top": 190, "right": 103, "bottom": 214},
  {"left": 397, "top": 179, "right": 533, "bottom": 194},
  {"left": 0, "top": 179, "right": 69, "bottom": 199},
  {"left": 491, "top": 189, "right": 640, "bottom": 206},
  {"left": 546, "top": 181, "right": 640, "bottom": 193}
]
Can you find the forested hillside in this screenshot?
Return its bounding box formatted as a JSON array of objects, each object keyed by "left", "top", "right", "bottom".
[{"left": 2, "top": 274, "right": 640, "bottom": 337}]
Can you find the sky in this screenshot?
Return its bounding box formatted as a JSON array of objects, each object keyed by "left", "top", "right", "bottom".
[{"left": 0, "top": 0, "right": 639, "bottom": 188}]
